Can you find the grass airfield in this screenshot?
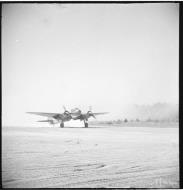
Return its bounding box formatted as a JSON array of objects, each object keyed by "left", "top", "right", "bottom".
[{"left": 2, "top": 123, "right": 179, "bottom": 188}]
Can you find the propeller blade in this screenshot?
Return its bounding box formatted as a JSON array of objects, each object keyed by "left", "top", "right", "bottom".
[
  {"left": 63, "top": 105, "right": 71, "bottom": 114},
  {"left": 92, "top": 114, "right": 96, "bottom": 119},
  {"left": 89, "top": 106, "right": 92, "bottom": 112},
  {"left": 63, "top": 105, "right": 66, "bottom": 111}
]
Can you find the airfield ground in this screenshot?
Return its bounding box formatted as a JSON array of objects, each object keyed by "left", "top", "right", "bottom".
[{"left": 2, "top": 123, "right": 179, "bottom": 188}]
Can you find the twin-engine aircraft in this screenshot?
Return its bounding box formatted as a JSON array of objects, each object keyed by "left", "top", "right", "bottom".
[{"left": 27, "top": 106, "right": 108, "bottom": 128}]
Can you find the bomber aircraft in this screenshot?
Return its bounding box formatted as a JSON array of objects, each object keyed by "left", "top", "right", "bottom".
[{"left": 27, "top": 106, "right": 108, "bottom": 128}]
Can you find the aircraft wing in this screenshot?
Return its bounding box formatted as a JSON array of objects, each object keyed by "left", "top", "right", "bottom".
[
  {"left": 93, "top": 112, "right": 109, "bottom": 115},
  {"left": 26, "top": 112, "right": 62, "bottom": 117}
]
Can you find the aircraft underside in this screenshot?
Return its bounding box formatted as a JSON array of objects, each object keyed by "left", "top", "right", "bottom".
[{"left": 60, "top": 119, "right": 88, "bottom": 128}]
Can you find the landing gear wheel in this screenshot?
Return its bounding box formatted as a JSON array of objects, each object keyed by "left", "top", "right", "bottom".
[
  {"left": 84, "top": 121, "right": 88, "bottom": 128},
  {"left": 60, "top": 122, "right": 64, "bottom": 128}
]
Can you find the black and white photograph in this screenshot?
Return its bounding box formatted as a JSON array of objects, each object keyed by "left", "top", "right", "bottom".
[{"left": 2, "top": 2, "right": 179, "bottom": 188}]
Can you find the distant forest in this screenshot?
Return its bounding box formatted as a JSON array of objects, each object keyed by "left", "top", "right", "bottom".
[{"left": 90, "top": 103, "right": 178, "bottom": 125}]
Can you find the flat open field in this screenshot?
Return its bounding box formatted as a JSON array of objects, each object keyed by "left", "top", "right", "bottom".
[{"left": 2, "top": 124, "right": 179, "bottom": 188}]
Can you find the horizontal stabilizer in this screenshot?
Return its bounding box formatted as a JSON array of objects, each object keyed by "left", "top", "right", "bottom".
[
  {"left": 37, "top": 120, "right": 51, "bottom": 122},
  {"left": 93, "top": 112, "right": 109, "bottom": 115}
]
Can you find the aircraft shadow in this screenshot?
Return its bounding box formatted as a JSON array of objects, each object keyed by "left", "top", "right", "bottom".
[{"left": 60, "top": 126, "right": 113, "bottom": 129}]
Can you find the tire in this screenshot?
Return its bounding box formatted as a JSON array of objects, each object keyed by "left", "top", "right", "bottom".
[{"left": 60, "top": 122, "right": 64, "bottom": 128}]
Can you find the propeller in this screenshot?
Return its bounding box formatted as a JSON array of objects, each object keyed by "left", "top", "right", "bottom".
[
  {"left": 63, "top": 105, "right": 70, "bottom": 115},
  {"left": 88, "top": 106, "right": 96, "bottom": 119}
]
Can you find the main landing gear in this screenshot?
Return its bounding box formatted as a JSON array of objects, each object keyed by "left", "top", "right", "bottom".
[
  {"left": 60, "top": 122, "right": 64, "bottom": 128},
  {"left": 84, "top": 120, "right": 88, "bottom": 128}
]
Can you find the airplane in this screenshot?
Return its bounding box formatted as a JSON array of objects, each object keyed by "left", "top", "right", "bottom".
[
  {"left": 71, "top": 106, "right": 108, "bottom": 128},
  {"left": 26, "top": 106, "right": 72, "bottom": 128},
  {"left": 27, "top": 106, "right": 108, "bottom": 128}
]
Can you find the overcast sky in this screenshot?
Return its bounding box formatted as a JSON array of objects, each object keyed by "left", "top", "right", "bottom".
[{"left": 2, "top": 3, "right": 179, "bottom": 126}]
